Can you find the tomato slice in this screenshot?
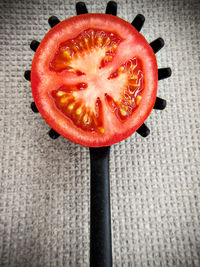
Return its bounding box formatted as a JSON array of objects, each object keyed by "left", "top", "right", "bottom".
[{"left": 31, "top": 14, "right": 157, "bottom": 147}]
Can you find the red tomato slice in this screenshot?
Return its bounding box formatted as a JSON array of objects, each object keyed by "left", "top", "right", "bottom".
[{"left": 31, "top": 14, "right": 157, "bottom": 147}]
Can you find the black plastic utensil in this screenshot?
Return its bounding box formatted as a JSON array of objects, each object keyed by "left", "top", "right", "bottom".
[
  {"left": 90, "top": 147, "right": 111, "bottom": 267},
  {"left": 25, "top": 2, "right": 171, "bottom": 266}
]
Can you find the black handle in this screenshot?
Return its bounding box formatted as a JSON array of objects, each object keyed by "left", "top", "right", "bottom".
[{"left": 89, "top": 146, "right": 112, "bottom": 267}]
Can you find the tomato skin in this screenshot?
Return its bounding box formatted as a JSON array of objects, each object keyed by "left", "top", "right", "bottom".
[{"left": 31, "top": 14, "right": 157, "bottom": 147}]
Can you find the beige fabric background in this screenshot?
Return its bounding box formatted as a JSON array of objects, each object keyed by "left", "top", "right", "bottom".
[{"left": 0, "top": 0, "right": 200, "bottom": 266}]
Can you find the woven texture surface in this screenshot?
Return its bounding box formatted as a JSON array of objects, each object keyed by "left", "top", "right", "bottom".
[{"left": 0, "top": 0, "right": 200, "bottom": 266}]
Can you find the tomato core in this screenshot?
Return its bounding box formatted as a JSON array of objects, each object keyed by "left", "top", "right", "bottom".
[{"left": 48, "top": 28, "right": 144, "bottom": 134}]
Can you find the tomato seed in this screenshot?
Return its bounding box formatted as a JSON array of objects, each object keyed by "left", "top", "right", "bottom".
[
  {"left": 60, "top": 96, "right": 68, "bottom": 103},
  {"left": 63, "top": 50, "right": 71, "bottom": 59},
  {"left": 76, "top": 107, "right": 82, "bottom": 115},
  {"left": 98, "top": 127, "right": 105, "bottom": 134},
  {"left": 97, "top": 37, "right": 102, "bottom": 47},
  {"left": 118, "top": 66, "right": 124, "bottom": 73},
  {"left": 57, "top": 91, "right": 66, "bottom": 96},
  {"left": 104, "top": 37, "right": 110, "bottom": 46},
  {"left": 68, "top": 103, "right": 75, "bottom": 110},
  {"left": 136, "top": 95, "right": 142, "bottom": 105},
  {"left": 83, "top": 114, "right": 88, "bottom": 123},
  {"left": 120, "top": 109, "right": 127, "bottom": 116}
]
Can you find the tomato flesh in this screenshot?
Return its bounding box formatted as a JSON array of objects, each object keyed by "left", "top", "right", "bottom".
[{"left": 31, "top": 14, "right": 157, "bottom": 147}]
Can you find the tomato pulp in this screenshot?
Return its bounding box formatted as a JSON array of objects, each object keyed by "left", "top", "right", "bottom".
[{"left": 31, "top": 14, "right": 157, "bottom": 147}]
